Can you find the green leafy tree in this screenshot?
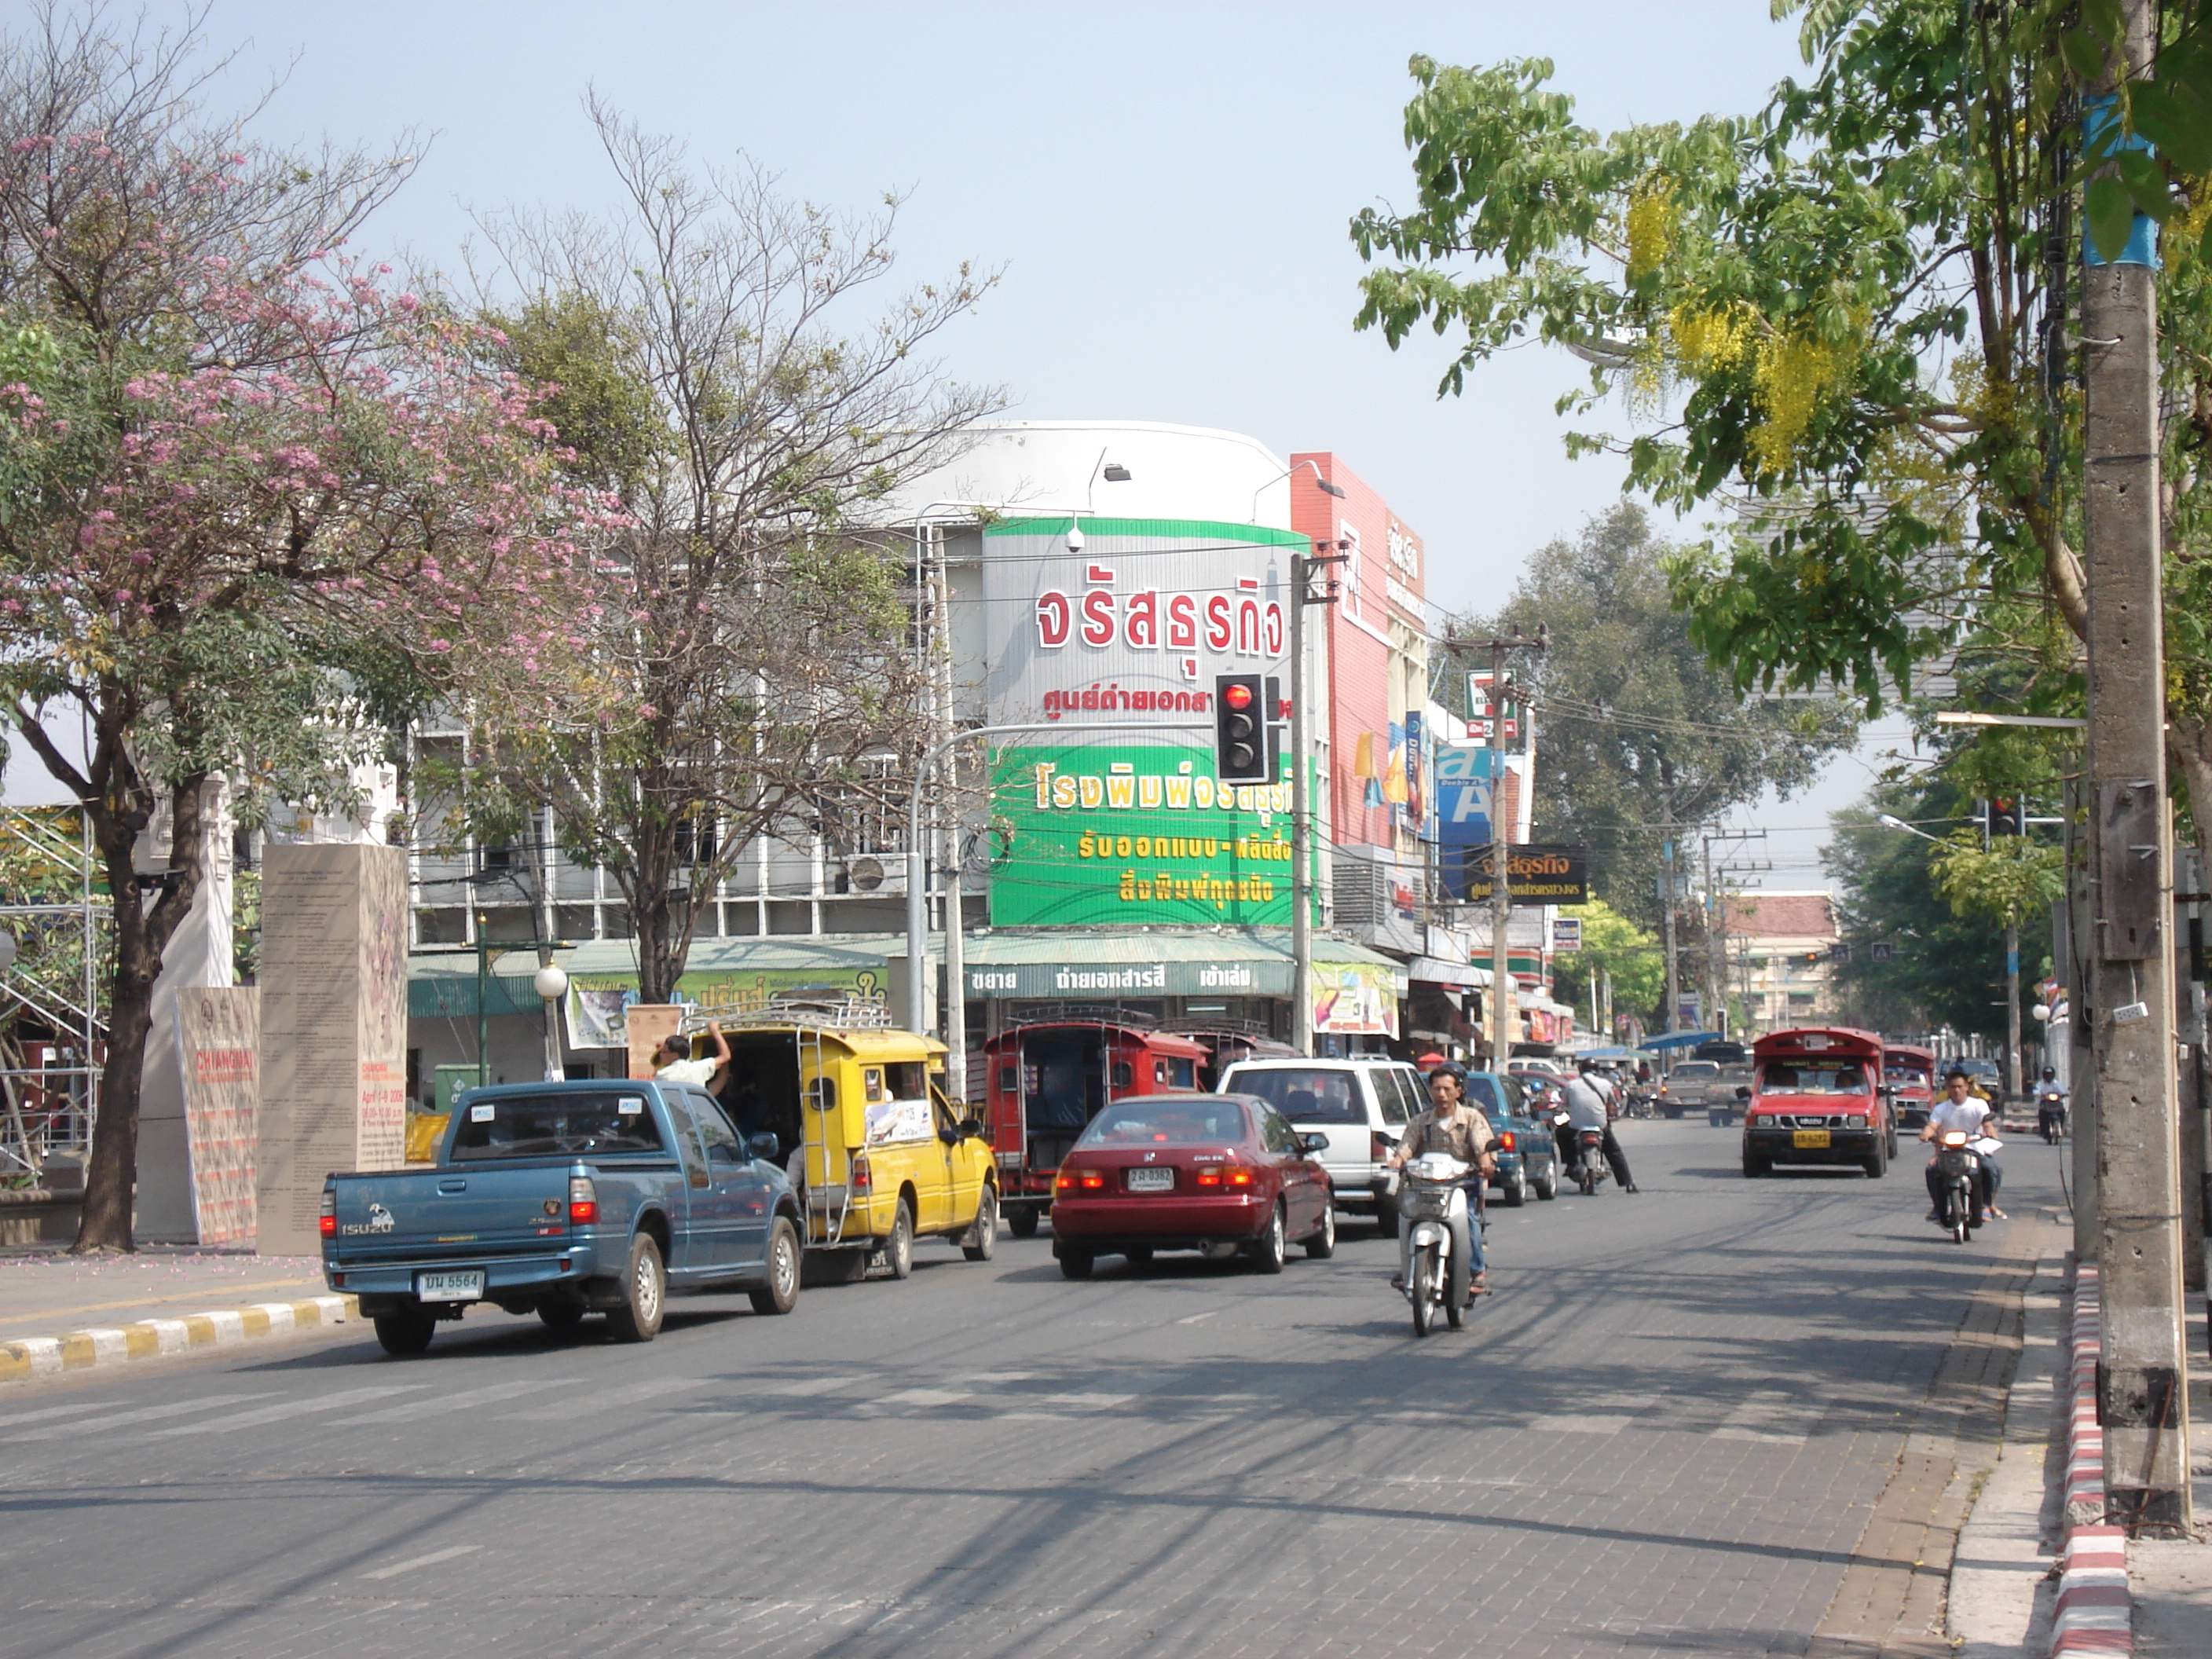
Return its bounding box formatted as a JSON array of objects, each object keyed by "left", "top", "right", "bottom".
[
  {"left": 1454, "top": 503, "right": 1854, "bottom": 931},
  {"left": 1547, "top": 898, "right": 1664, "bottom": 1027},
  {"left": 1349, "top": 4, "right": 2212, "bottom": 881}
]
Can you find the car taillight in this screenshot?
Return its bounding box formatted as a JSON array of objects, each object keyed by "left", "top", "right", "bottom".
[
  {"left": 319, "top": 1188, "right": 335, "bottom": 1238},
  {"left": 1498, "top": 1130, "right": 1516, "bottom": 1152},
  {"left": 1194, "top": 1166, "right": 1254, "bottom": 1188},
  {"left": 568, "top": 1174, "right": 598, "bottom": 1225},
  {"left": 1053, "top": 1168, "right": 1105, "bottom": 1192},
  {"left": 851, "top": 1155, "right": 872, "bottom": 1194}
]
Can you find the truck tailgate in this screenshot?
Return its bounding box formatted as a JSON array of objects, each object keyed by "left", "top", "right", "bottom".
[{"left": 329, "top": 1163, "right": 572, "bottom": 1265}]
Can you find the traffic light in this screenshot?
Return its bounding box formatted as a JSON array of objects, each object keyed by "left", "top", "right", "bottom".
[
  {"left": 1214, "top": 673, "right": 1268, "bottom": 781},
  {"left": 1988, "top": 797, "right": 2021, "bottom": 837}
]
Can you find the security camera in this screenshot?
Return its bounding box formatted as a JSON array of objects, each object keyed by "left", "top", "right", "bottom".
[{"left": 1065, "top": 520, "right": 1085, "bottom": 554}]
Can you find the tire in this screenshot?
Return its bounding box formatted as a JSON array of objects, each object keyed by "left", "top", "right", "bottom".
[
  {"left": 1411, "top": 1242, "right": 1437, "bottom": 1337},
  {"left": 1249, "top": 1203, "right": 1287, "bottom": 1275},
  {"left": 749, "top": 1216, "right": 800, "bottom": 1316},
  {"left": 374, "top": 1308, "right": 436, "bottom": 1357},
  {"left": 1008, "top": 1204, "right": 1041, "bottom": 1239},
  {"left": 537, "top": 1301, "right": 587, "bottom": 1331},
  {"left": 605, "top": 1232, "right": 666, "bottom": 1343},
  {"left": 1372, "top": 1198, "right": 1400, "bottom": 1240},
  {"left": 1445, "top": 1284, "right": 1464, "bottom": 1330},
  {"left": 1059, "top": 1248, "right": 1093, "bottom": 1280},
  {"left": 1864, "top": 1136, "right": 1888, "bottom": 1179},
  {"left": 961, "top": 1186, "right": 998, "bottom": 1262},
  {"left": 1535, "top": 1164, "right": 1558, "bottom": 1201},
  {"left": 1742, "top": 1152, "right": 1769, "bottom": 1178},
  {"left": 1499, "top": 1169, "right": 1527, "bottom": 1208},
  {"left": 1304, "top": 1203, "right": 1336, "bottom": 1259},
  {"left": 884, "top": 1198, "right": 915, "bottom": 1281}
]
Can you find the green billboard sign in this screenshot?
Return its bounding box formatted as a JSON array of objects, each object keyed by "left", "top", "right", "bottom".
[{"left": 989, "top": 743, "right": 1306, "bottom": 927}]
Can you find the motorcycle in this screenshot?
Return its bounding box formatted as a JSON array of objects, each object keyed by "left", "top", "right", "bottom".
[
  {"left": 1574, "top": 1126, "right": 1612, "bottom": 1196},
  {"left": 2036, "top": 1088, "right": 2068, "bottom": 1144},
  {"left": 1395, "top": 1152, "right": 1474, "bottom": 1338},
  {"left": 1932, "top": 1129, "right": 1986, "bottom": 1244}
]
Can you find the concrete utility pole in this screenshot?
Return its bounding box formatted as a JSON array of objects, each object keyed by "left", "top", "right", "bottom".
[
  {"left": 1661, "top": 827, "right": 1679, "bottom": 1038},
  {"left": 1291, "top": 544, "right": 1345, "bottom": 1056},
  {"left": 1458, "top": 632, "right": 1544, "bottom": 1066},
  {"left": 2083, "top": 0, "right": 2192, "bottom": 1532}
]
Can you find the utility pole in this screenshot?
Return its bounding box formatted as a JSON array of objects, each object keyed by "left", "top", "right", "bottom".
[
  {"left": 2083, "top": 0, "right": 2192, "bottom": 1532},
  {"left": 1455, "top": 630, "right": 1544, "bottom": 1067},
  {"left": 1291, "top": 543, "right": 1345, "bottom": 1055},
  {"left": 1660, "top": 824, "right": 1679, "bottom": 1040}
]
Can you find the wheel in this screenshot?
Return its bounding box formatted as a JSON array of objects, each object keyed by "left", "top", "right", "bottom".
[
  {"left": 537, "top": 1301, "right": 586, "bottom": 1331},
  {"left": 884, "top": 1198, "right": 915, "bottom": 1280},
  {"left": 1059, "top": 1249, "right": 1093, "bottom": 1280},
  {"left": 1742, "top": 1152, "right": 1769, "bottom": 1178},
  {"left": 1411, "top": 1242, "right": 1437, "bottom": 1337},
  {"left": 1122, "top": 1246, "right": 1153, "bottom": 1267},
  {"left": 1577, "top": 1163, "right": 1595, "bottom": 1196},
  {"left": 605, "top": 1232, "right": 666, "bottom": 1342},
  {"left": 374, "top": 1308, "right": 436, "bottom": 1357},
  {"left": 1304, "top": 1203, "right": 1336, "bottom": 1259},
  {"left": 1864, "top": 1135, "right": 1888, "bottom": 1178},
  {"left": 1445, "top": 1284, "right": 1465, "bottom": 1330},
  {"left": 749, "top": 1216, "right": 801, "bottom": 1315},
  {"left": 1372, "top": 1198, "right": 1399, "bottom": 1240},
  {"left": 961, "top": 1186, "right": 998, "bottom": 1262},
  {"left": 1249, "top": 1203, "right": 1287, "bottom": 1275},
  {"left": 1008, "top": 1203, "right": 1041, "bottom": 1239},
  {"left": 1535, "top": 1164, "right": 1558, "bottom": 1200},
  {"left": 1499, "top": 1169, "right": 1527, "bottom": 1208}
]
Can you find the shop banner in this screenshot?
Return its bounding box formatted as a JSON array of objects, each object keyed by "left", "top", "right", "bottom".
[
  {"left": 1309, "top": 961, "right": 1403, "bottom": 1037},
  {"left": 1435, "top": 743, "right": 1500, "bottom": 845},
  {"left": 1453, "top": 843, "right": 1589, "bottom": 906},
  {"left": 965, "top": 956, "right": 1294, "bottom": 1001},
  {"left": 179, "top": 987, "right": 259, "bottom": 1247},
  {"left": 567, "top": 965, "right": 890, "bottom": 1050},
  {"left": 989, "top": 744, "right": 1304, "bottom": 927}
]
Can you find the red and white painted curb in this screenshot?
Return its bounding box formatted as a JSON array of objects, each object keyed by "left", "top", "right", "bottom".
[{"left": 2052, "top": 1264, "right": 2130, "bottom": 1657}]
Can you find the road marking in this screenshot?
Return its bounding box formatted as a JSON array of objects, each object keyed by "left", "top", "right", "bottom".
[
  {"left": 873, "top": 1387, "right": 972, "bottom": 1408},
  {"left": 1174, "top": 1309, "right": 1220, "bottom": 1324},
  {"left": 495, "top": 1376, "right": 709, "bottom": 1420},
  {"left": 1529, "top": 1414, "right": 1634, "bottom": 1434},
  {"left": 0, "top": 1400, "right": 116, "bottom": 1429},
  {"left": 360, "top": 1544, "right": 482, "bottom": 1580},
  {"left": 141, "top": 1385, "right": 429, "bottom": 1438},
  {"left": 0, "top": 1393, "right": 276, "bottom": 1441},
  {"left": 350, "top": 1379, "right": 566, "bottom": 1423}
]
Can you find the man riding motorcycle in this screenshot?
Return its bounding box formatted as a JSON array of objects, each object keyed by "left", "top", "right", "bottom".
[
  {"left": 1555, "top": 1068, "right": 1639, "bottom": 1192},
  {"left": 1390, "top": 1066, "right": 1499, "bottom": 1295},
  {"left": 2034, "top": 1066, "right": 2068, "bottom": 1141},
  {"left": 1922, "top": 1066, "right": 2005, "bottom": 1222}
]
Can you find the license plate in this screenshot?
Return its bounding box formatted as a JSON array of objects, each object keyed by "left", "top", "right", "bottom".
[
  {"left": 1792, "top": 1130, "right": 1831, "bottom": 1149},
  {"left": 416, "top": 1270, "right": 485, "bottom": 1302},
  {"left": 1126, "top": 1166, "right": 1175, "bottom": 1192}
]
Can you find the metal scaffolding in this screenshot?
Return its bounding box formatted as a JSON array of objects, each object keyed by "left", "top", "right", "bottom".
[{"left": 0, "top": 803, "right": 109, "bottom": 1179}]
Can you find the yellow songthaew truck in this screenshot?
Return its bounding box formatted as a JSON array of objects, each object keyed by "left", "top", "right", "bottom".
[{"left": 669, "top": 1002, "right": 998, "bottom": 1281}]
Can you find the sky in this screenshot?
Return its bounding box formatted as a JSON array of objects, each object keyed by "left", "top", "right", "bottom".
[{"left": 5, "top": 0, "right": 1902, "bottom": 888}]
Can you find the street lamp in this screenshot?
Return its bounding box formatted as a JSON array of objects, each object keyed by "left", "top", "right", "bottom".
[
  {"left": 1249, "top": 459, "right": 1346, "bottom": 522},
  {"left": 1874, "top": 812, "right": 2023, "bottom": 1101},
  {"left": 1877, "top": 813, "right": 1946, "bottom": 844}
]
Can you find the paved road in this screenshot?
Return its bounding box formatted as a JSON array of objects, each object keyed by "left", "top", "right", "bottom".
[{"left": 0, "top": 1119, "right": 2064, "bottom": 1659}]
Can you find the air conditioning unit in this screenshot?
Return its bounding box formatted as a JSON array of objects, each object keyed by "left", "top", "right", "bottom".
[{"left": 840, "top": 854, "right": 906, "bottom": 896}]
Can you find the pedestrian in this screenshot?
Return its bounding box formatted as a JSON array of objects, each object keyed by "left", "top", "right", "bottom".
[{"left": 655, "top": 1020, "right": 731, "bottom": 1090}]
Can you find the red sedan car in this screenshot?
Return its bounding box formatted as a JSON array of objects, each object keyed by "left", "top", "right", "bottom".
[{"left": 1049, "top": 1092, "right": 1335, "bottom": 1279}]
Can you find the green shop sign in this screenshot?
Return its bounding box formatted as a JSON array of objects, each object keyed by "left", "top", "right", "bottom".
[{"left": 989, "top": 743, "right": 1303, "bottom": 927}]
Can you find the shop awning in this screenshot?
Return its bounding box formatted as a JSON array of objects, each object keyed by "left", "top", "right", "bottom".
[
  {"left": 409, "top": 934, "right": 897, "bottom": 1021},
  {"left": 1405, "top": 956, "right": 1492, "bottom": 989},
  {"left": 1643, "top": 1029, "right": 1725, "bottom": 1051},
  {"left": 958, "top": 928, "right": 1404, "bottom": 1001}
]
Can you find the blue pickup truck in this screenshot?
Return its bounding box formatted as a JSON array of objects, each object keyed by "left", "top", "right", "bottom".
[{"left": 322, "top": 1079, "right": 804, "bottom": 1357}]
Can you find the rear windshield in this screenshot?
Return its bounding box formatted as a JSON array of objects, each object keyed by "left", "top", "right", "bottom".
[
  {"left": 449, "top": 1092, "right": 665, "bottom": 1161},
  {"left": 1757, "top": 1063, "right": 1872, "bottom": 1096},
  {"left": 1079, "top": 1097, "right": 1251, "bottom": 1146},
  {"left": 1672, "top": 1062, "right": 1719, "bottom": 1082},
  {"left": 1229, "top": 1068, "right": 1365, "bottom": 1123},
  {"left": 1463, "top": 1075, "right": 1505, "bottom": 1115},
  {"left": 1885, "top": 1064, "right": 1932, "bottom": 1085}
]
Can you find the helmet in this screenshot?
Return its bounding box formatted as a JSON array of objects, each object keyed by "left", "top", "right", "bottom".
[{"left": 2041, "top": 1066, "right": 2056, "bottom": 1079}]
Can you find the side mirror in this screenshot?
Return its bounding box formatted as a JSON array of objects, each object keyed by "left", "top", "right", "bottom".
[
  {"left": 1299, "top": 1131, "right": 1328, "bottom": 1154},
  {"left": 938, "top": 1125, "right": 961, "bottom": 1147},
  {"left": 747, "top": 1132, "right": 780, "bottom": 1163},
  {"left": 1734, "top": 1086, "right": 1752, "bottom": 1101}
]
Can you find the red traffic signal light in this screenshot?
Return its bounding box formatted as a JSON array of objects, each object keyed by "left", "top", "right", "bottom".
[
  {"left": 1221, "top": 681, "right": 1254, "bottom": 711},
  {"left": 1213, "top": 673, "right": 1268, "bottom": 781}
]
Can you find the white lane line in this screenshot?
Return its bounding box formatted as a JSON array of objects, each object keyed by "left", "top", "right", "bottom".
[
  {"left": 0, "top": 1400, "right": 114, "bottom": 1429},
  {"left": 141, "top": 1384, "right": 430, "bottom": 1438},
  {"left": 1528, "top": 1414, "right": 1634, "bottom": 1435},
  {"left": 496, "top": 1376, "right": 709, "bottom": 1420},
  {"left": 1174, "top": 1309, "right": 1221, "bottom": 1324},
  {"left": 361, "top": 1544, "right": 482, "bottom": 1581},
  {"left": 872, "top": 1387, "right": 972, "bottom": 1408},
  {"left": 0, "top": 1393, "right": 277, "bottom": 1441},
  {"left": 349, "top": 1379, "right": 566, "bottom": 1423}
]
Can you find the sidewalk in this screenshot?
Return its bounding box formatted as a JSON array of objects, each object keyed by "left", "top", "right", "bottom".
[
  {"left": 2126, "top": 1298, "right": 2210, "bottom": 1658},
  {"left": 0, "top": 1243, "right": 354, "bottom": 1382}
]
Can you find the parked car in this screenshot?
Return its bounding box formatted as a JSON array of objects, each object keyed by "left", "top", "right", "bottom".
[
  {"left": 1463, "top": 1070, "right": 1559, "bottom": 1204},
  {"left": 324, "top": 1079, "right": 804, "bottom": 1356},
  {"left": 1048, "top": 1092, "right": 1335, "bottom": 1277},
  {"left": 1215, "top": 1057, "right": 1423, "bottom": 1236}
]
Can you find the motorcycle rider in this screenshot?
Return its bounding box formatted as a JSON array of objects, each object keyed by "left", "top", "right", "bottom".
[
  {"left": 1922, "top": 1066, "right": 2005, "bottom": 1222},
  {"left": 2034, "top": 1066, "right": 2068, "bottom": 1140},
  {"left": 1555, "top": 1067, "right": 1639, "bottom": 1191},
  {"left": 1390, "top": 1065, "right": 1499, "bottom": 1295}
]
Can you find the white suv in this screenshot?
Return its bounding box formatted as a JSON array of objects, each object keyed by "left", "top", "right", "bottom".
[{"left": 1216, "top": 1057, "right": 1426, "bottom": 1236}]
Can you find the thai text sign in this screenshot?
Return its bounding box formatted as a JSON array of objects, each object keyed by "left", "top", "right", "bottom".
[{"left": 1457, "top": 844, "right": 1588, "bottom": 906}]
